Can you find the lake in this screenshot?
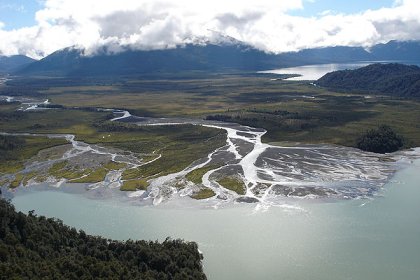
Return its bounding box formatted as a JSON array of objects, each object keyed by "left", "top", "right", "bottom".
[
  {"left": 11, "top": 151, "right": 420, "bottom": 280},
  {"left": 259, "top": 61, "right": 420, "bottom": 81}
]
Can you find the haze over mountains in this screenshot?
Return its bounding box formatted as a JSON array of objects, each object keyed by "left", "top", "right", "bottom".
[
  {"left": 0, "top": 56, "right": 35, "bottom": 74},
  {"left": 3, "top": 40, "right": 420, "bottom": 77}
]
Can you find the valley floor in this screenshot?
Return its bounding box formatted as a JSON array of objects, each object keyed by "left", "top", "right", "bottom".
[{"left": 1, "top": 75, "right": 420, "bottom": 205}]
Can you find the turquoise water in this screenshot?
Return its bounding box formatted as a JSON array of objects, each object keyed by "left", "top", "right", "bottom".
[{"left": 12, "top": 157, "right": 420, "bottom": 280}]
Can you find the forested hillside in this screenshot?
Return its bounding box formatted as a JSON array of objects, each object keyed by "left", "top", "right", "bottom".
[
  {"left": 0, "top": 199, "right": 206, "bottom": 279},
  {"left": 317, "top": 63, "right": 420, "bottom": 98}
]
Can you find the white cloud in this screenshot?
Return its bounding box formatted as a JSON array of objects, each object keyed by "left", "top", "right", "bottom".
[
  {"left": 318, "top": 10, "right": 333, "bottom": 16},
  {"left": 0, "top": 0, "right": 419, "bottom": 58}
]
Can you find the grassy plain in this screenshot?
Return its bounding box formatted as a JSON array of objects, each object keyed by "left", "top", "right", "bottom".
[
  {"left": 216, "top": 176, "right": 246, "bottom": 195},
  {"left": 185, "top": 164, "right": 222, "bottom": 184},
  {"left": 1, "top": 74, "right": 420, "bottom": 192},
  {"left": 120, "top": 179, "right": 149, "bottom": 191},
  {"left": 0, "top": 102, "right": 227, "bottom": 182},
  {"left": 27, "top": 76, "right": 420, "bottom": 147},
  {"left": 190, "top": 188, "right": 216, "bottom": 200},
  {"left": 0, "top": 135, "right": 67, "bottom": 174},
  {"left": 121, "top": 126, "right": 225, "bottom": 179}
]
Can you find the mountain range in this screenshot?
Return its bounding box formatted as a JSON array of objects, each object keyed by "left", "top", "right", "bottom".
[
  {"left": 0, "top": 55, "right": 35, "bottom": 74},
  {"left": 2, "top": 40, "right": 420, "bottom": 77}
]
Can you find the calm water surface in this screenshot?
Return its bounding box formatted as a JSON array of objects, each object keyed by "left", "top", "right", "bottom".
[
  {"left": 12, "top": 157, "right": 420, "bottom": 280},
  {"left": 260, "top": 61, "right": 420, "bottom": 80}
]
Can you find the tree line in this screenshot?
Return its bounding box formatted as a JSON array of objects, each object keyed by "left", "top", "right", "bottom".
[{"left": 0, "top": 198, "right": 206, "bottom": 279}]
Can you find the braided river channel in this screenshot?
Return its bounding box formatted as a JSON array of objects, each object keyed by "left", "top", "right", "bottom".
[
  {"left": 3, "top": 94, "right": 420, "bottom": 279},
  {"left": 11, "top": 156, "right": 420, "bottom": 279}
]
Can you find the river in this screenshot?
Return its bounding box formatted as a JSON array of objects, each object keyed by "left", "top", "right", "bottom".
[
  {"left": 3, "top": 83, "right": 420, "bottom": 279},
  {"left": 2, "top": 106, "right": 406, "bottom": 206},
  {"left": 11, "top": 154, "right": 420, "bottom": 279}
]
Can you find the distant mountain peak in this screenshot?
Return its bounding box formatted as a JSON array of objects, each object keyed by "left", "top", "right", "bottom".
[
  {"left": 12, "top": 39, "right": 420, "bottom": 77},
  {"left": 0, "top": 55, "right": 36, "bottom": 74},
  {"left": 205, "top": 31, "right": 245, "bottom": 46}
]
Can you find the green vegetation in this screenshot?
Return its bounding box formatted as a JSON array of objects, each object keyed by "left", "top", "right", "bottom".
[
  {"left": 0, "top": 134, "right": 67, "bottom": 174},
  {"left": 9, "top": 173, "right": 25, "bottom": 188},
  {"left": 0, "top": 134, "right": 25, "bottom": 150},
  {"left": 70, "top": 168, "right": 107, "bottom": 183},
  {"left": 120, "top": 125, "right": 226, "bottom": 179},
  {"left": 1, "top": 74, "right": 420, "bottom": 189},
  {"left": 34, "top": 174, "right": 48, "bottom": 183},
  {"left": 0, "top": 198, "right": 206, "bottom": 279},
  {"left": 48, "top": 160, "right": 69, "bottom": 176},
  {"left": 120, "top": 179, "right": 149, "bottom": 191},
  {"left": 216, "top": 177, "right": 246, "bottom": 195},
  {"left": 48, "top": 161, "right": 89, "bottom": 181},
  {"left": 41, "top": 77, "right": 323, "bottom": 118},
  {"left": 22, "top": 172, "right": 37, "bottom": 186},
  {"left": 356, "top": 125, "right": 405, "bottom": 153},
  {"left": 190, "top": 188, "right": 216, "bottom": 200},
  {"left": 317, "top": 63, "right": 420, "bottom": 98},
  {"left": 0, "top": 105, "right": 109, "bottom": 135},
  {"left": 8, "top": 172, "right": 38, "bottom": 189},
  {"left": 185, "top": 165, "right": 221, "bottom": 184},
  {"left": 205, "top": 94, "right": 420, "bottom": 147},
  {"left": 103, "top": 161, "right": 126, "bottom": 170},
  {"left": 25, "top": 76, "right": 420, "bottom": 147},
  {"left": 47, "top": 160, "right": 127, "bottom": 184},
  {"left": 0, "top": 108, "right": 226, "bottom": 187}
]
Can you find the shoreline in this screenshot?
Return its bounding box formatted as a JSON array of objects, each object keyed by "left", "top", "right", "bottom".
[{"left": 1, "top": 100, "right": 419, "bottom": 207}]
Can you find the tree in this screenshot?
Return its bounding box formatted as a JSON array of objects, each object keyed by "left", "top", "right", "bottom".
[
  {"left": 0, "top": 198, "right": 207, "bottom": 279},
  {"left": 356, "top": 125, "right": 404, "bottom": 153}
]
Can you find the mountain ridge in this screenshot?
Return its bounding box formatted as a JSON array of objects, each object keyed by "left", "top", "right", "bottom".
[
  {"left": 10, "top": 40, "right": 420, "bottom": 77},
  {"left": 0, "top": 55, "right": 36, "bottom": 74}
]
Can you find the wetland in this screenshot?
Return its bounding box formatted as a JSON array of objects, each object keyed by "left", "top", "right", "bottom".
[{"left": 1, "top": 71, "right": 420, "bottom": 279}]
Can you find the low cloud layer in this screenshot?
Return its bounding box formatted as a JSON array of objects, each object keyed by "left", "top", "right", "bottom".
[{"left": 0, "top": 0, "right": 419, "bottom": 59}]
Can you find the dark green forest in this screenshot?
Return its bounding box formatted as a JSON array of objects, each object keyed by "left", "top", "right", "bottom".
[
  {"left": 0, "top": 198, "right": 206, "bottom": 279},
  {"left": 0, "top": 135, "right": 26, "bottom": 163},
  {"left": 317, "top": 63, "right": 420, "bottom": 98},
  {"left": 356, "top": 125, "right": 405, "bottom": 153}
]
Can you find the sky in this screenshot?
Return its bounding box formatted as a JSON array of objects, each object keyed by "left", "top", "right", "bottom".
[{"left": 0, "top": 0, "right": 419, "bottom": 58}]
